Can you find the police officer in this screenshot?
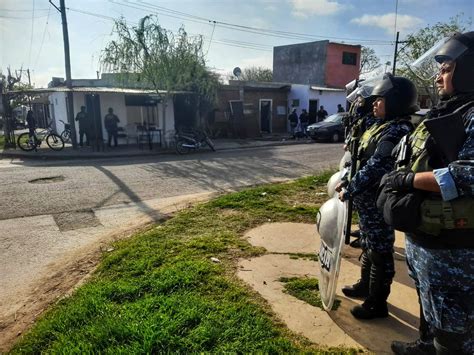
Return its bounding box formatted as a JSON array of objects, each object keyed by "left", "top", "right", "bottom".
[
  {"left": 386, "top": 31, "right": 474, "bottom": 355},
  {"left": 339, "top": 74, "right": 416, "bottom": 319}
]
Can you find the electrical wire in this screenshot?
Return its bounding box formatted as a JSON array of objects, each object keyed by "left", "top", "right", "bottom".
[
  {"left": 109, "top": 0, "right": 394, "bottom": 45},
  {"left": 28, "top": 0, "right": 36, "bottom": 68},
  {"left": 34, "top": 5, "right": 52, "bottom": 68}
]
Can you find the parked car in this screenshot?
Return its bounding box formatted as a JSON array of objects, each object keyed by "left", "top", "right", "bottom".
[{"left": 307, "top": 112, "right": 347, "bottom": 142}]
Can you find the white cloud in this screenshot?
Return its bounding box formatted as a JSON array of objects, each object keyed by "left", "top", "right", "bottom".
[
  {"left": 289, "top": 0, "right": 345, "bottom": 18},
  {"left": 351, "top": 13, "right": 423, "bottom": 35}
]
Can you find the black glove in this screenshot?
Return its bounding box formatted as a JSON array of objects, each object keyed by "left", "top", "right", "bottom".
[{"left": 384, "top": 170, "right": 415, "bottom": 192}]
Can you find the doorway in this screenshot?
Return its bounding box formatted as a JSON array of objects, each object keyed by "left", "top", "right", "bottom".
[
  {"left": 85, "top": 94, "right": 103, "bottom": 149},
  {"left": 259, "top": 99, "right": 272, "bottom": 133},
  {"left": 308, "top": 99, "right": 319, "bottom": 125}
]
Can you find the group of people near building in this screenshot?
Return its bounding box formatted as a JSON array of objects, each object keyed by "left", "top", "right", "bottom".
[
  {"left": 288, "top": 104, "right": 343, "bottom": 138},
  {"left": 334, "top": 31, "right": 473, "bottom": 355},
  {"left": 75, "top": 106, "right": 120, "bottom": 148}
]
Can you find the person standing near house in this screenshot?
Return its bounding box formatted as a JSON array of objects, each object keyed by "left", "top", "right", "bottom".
[
  {"left": 26, "top": 109, "right": 36, "bottom": 140},
  {"left": 299, "top": 109, "right": 309, "bottom": 136},
  {"left": 317, "top": 105, "right": 328, "bottom": 122},
  {"left": 104, "top": 107, "right": 120, "bottom": 147},
  {"left": 75, "top": 106, "right": 91, "bottom": 147},
  {"left": 337, "top": 103, "right": 345, "bottom": 113},
  {"left": 288, "top": 108, "right": 298, "bottom": 138}
]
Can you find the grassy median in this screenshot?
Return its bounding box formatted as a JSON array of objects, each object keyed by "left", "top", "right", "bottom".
[{"left": 11, "top": 172, "right": 360, "bottom": 354}]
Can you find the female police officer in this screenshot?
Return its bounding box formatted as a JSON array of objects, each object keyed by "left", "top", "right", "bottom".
[
  {"left": 339, "top": 74, "right": 416, "bottom": 319},
  {"left": 385, "top": 31, "right": 474, "bottom": 355}
]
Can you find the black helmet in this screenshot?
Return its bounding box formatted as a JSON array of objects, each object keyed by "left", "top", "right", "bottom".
[
  {"left": 372, "top": 74, "right": 418, "bottom": 118},
  {"left": 435, "top": 31, "right": 474, "bottom": 93}
]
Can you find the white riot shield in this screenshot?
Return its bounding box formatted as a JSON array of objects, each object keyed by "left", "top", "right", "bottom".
[
  {"left": 327, "top": 171, "right": 342, "bottom": 198},
  {"left": 339, "top": 150, "right": 351, "bottom": 171},
  {"left": 316, "top": 196, "right": 346, "bottom": 311}
]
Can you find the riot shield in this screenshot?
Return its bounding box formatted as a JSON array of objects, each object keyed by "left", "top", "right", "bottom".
[
  {"left": 339, "top": 151, "right": 351, "bottom": 171},
  {"left": 316, "top": 196, "right": 346, "bottom": 310}
]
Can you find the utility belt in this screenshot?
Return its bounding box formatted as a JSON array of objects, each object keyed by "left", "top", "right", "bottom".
[
  {"left": 377, "top": 182, "right": 474, "bottom": 248},
  {"left": 418, "top": 196, "right": 474, "bottom": 236}
]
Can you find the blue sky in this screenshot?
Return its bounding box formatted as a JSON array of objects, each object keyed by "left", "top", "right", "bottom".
[{"left": 1, "top": 0, "right": 472, "bottom": 87}]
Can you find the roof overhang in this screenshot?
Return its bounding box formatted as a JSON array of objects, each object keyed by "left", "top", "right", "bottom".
[
  {"left": 7, "top": 86, "right": 193, "bottom": 95},
  {"left": 310, "top": 86, "right": 345, "bottom": 92}
]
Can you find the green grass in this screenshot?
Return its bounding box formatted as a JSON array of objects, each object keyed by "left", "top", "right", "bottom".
[
  {"left": 280, "top": 277, "right": 341, "bottom": 311},
  {"left": 11, "top": 171, "right": 359, "bottom": 354},
  {"left": 0, "top": 134, "right": 5, "bottom": 149}
]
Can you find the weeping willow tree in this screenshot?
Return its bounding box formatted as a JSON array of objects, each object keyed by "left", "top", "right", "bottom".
[{"left": 101, "top": 16, "right": 219, "bottom": 145}]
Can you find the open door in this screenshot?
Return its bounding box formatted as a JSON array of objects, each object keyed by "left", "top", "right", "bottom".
[
  {"left": 85, "top": 94, "right": 103, "bottom": 151},
  {"left": 259, "top": 99, "right": 272, "bottom": 133},
  {"left": 309, "top": 99, "right": 318, "bottom": 125}
]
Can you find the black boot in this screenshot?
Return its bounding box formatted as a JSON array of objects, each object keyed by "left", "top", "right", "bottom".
[
  {"left": 351, "top": 298, "right": 388, "bottom": 319},
  {"left": 351, "top": 250, "right": 393, "bottom": 320},
  {"left": 391, "top": 339, "right": 436, "bottom": 355},
  {"left": 342, "top": 251, "right": 370, "bottom": 298},
  {"left": 392, "top": 289, "right": 435, "bottom": 354}
]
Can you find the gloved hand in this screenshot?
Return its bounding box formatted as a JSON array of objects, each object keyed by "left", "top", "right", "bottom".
[
  {"left": 384, "top": 170, "right": 415, "bottom": 192},
  {"left": 338, "top": 190, "right": 351, "bottom": 202}
]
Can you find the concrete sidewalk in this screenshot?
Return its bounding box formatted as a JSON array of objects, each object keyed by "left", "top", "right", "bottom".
[
  {"left": 239, "top": 223, "right": 418, "bottom": 354},
  {"left": 0, "top": 134, "right": 315, "bottom": 160}
]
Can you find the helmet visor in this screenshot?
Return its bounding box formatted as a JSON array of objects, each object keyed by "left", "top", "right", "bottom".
[
  {"left": 410, "top": 36, "right": 468, "bottom": 80},
  {"left": 371, "top": 75, "right": 394, "bottom": 97},
  {"left": 346, "top": 75, "right": 383, "bottom": 102}
]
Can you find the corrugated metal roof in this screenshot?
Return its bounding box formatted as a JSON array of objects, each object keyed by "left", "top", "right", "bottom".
[
  {"left": 7, "top": 87, "right": 192, "bottom": 95},
  {"left": 310, "top": 86, "right": 345, "bottom": 92}
]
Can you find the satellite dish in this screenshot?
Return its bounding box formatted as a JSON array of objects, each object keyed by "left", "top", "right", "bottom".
[{"left": 233, "top": 67, "right": 242, "bottom": 79}]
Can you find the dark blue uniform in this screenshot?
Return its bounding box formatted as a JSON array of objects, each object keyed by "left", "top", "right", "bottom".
[{"left": 405, "top": 103, "right": 474, "bottom": 354}]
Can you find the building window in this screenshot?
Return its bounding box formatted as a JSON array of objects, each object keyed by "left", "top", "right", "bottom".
[
  {"left": 292, "top": 99, "right": 300, "bottom": 107},
  {"left": 342, "top": 52, "right": 357, "bottom": 65}
]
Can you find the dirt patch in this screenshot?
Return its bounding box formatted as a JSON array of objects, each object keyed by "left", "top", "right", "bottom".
[
  {"left": 53, "top": 210, "right": 102, "bottom": 232},
  {"left": 0, "top": 219, "right": 155, "bottom": 352},
  {"left": 0, "top": 193, "right": 215, "bottom": 353},
  {"left": 28, "top": 176, "right": 65, "bottom": 184}
]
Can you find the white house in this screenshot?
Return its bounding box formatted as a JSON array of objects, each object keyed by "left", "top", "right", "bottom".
[
  {"left": 47, "top": 87, "right": 176, "bottom": 147},
  {"left": 288, "top": 84, "right": 347, "bottom": 123}
]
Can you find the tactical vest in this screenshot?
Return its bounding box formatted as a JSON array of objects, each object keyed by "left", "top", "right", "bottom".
[
  {"left": 405, "top": 101, "right": 474, "bottom": 239},
  {"left": 357, "top": 119, "right": 408, "bottom": 171}
]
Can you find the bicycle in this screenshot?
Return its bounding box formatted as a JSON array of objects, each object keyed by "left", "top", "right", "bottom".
[
  {"left": 17, "top": 123, "right": 65, "bottom": 152},
  {"left": 59, "top": 119, "right": 72, "bottom": 143}
]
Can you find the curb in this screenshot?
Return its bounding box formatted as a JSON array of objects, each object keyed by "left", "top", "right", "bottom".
[{"left": 0, "top": 139, "right": 313, "bottom": 161}]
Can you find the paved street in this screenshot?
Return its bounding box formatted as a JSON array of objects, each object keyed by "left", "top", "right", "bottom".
[
  {"left": 0, "top": 143, "right": 344, "bottom": 350},
  {"left": 0, "top": 143, "right": 343, "bottom": 221}
]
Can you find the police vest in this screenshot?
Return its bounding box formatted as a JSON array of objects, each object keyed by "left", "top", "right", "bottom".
[
  {"left": 406, "top": 101, "right": 474, "bottom": 240},
  {"left": 357, "top": 119, "right": 408, "bottom": 171}
]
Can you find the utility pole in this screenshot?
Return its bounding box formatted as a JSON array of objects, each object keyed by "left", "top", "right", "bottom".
[
  {"left": 391, "top": 32, "right": 409, "bottom": 76},
  {"left": 50, "top": 0, "right": 77, "bottom": 148},
  {"left": 392, "top": 32, "right": 400, "bottom": 75}
]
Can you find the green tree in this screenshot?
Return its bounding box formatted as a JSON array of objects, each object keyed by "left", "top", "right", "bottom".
[
  {"left": 237, "top": 66, "right": 273, "bottom": 82},
  {"left": 397, "top": 14, "right": 470, "bottom": 106},
  {"left": 101, "top": 16, "right": 220, "bottom": 144},
  {"left": 359, "top": 46, "right": 381, "bottom": 75}
]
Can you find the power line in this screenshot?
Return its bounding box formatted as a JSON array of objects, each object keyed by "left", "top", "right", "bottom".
[
  {"left": 34, "top": 5, "right": 52, "bottom": 68},
  {"left": 110, "top": 0, "right": 393, "bottom": 45},
  {"left": 1, "top": 8, "right": 49, "bottom": 12},
  {"left": 28, "top": 0, "right": 36, "bottom": 68}
]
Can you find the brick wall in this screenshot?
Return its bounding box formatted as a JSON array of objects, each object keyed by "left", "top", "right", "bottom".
[{"left": 325, "top": 43, "right": 361, "bottom": 88}]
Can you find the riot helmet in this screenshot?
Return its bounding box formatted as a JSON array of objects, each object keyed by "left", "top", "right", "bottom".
[
  {"left": 435, "top": 32, "right": 474, "bottom": 93},
  {"left": 372, "top": 74, "right": 418, "bottom": 118},
  {"left": 346, "top": 76, "right": 380, "bottom": 115},
  {"left": 410, "top": 32, "right": 474, "bottom": 93}
]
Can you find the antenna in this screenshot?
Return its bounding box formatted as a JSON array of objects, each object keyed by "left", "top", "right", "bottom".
[{"left": 233, "top": 67, "right": 242, "bottom": 79}]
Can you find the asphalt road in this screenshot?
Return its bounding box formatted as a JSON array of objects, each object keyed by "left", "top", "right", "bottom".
[{"left": 0, "top": 143, "right": 343, "bottom": 221}]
